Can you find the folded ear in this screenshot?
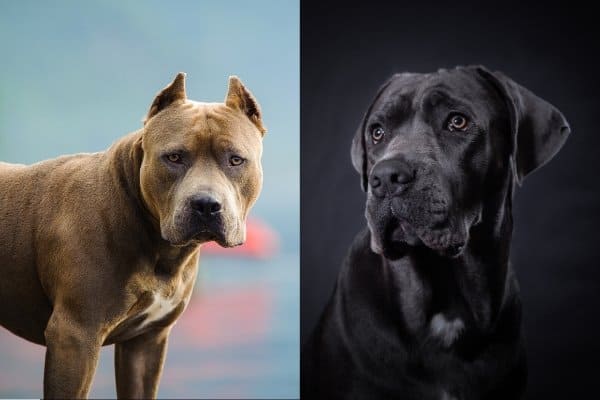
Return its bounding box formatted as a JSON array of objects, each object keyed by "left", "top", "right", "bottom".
[
  {"left": 351, "top": 76, "right": 397, "bottom": 191},
  {"left": 225, "top": 76, "right": 266, "bottom": 136},
  {"left": 474, "top": 66, "right": 571, "bottom": 184},
  {"left": 144, "top": 72, "right": 187, "bottom": 125}
]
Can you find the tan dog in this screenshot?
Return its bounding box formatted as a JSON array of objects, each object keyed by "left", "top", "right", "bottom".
[{"left": 0, "top": 72, "right": 266, "bottom": 398}]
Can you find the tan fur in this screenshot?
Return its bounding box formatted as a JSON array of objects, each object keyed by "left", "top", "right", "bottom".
[{"left": 0, "top": 73, "right": 265, "bottom": 398}]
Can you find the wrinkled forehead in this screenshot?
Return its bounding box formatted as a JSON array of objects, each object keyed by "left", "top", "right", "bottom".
[
  {"left": 372, "top": 70, "right": 499, "bottom": 119},
  {"left": 144, "top": 100, "right": 262, "bottom": 152}
]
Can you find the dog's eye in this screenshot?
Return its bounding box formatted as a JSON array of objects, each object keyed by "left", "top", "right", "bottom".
[
  {"left": 447, "top": 114, "right": 469, "bottom": 131},
  {"left": 166, "top": 153, "right": 182, "bottom": 163},
  {"left": 229, "top": 155, "right": 245, "bottom": 166},
  {"left": 371, "top": 126, "right": 385, "bottom": 144}
]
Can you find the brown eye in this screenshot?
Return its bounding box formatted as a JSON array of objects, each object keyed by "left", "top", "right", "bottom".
[
  {"left": 447, "top": 114, "right": 469, "bottom": 131},
  {"left": 230, "top": 155, "right": 245, "bottom": 166},
  {"left": 371, "top": 126, "right": 385, "bottom": 144},
  {"left": 167, "top": 153, "right": 181, "bottom": 163}
]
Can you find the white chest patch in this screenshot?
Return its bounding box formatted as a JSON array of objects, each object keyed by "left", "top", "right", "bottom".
[
  {"left": 430, "top": 313, "right": 465, "bottom": 347},
  {"left": 138, "top": 282, "right": 189, "bottom": 330},
  {"left": 138, "top": 294, "right": 180, "bottom": 328},
  {"left": 440, "top": 390, "right": 457, "bottom": 400}
]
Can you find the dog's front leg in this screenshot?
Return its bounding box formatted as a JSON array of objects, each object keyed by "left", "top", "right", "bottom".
[
  {"left": 43, "top": 311, "right": 102, "bottom": 398},
  {"left": 114, "top": 326, "right": 171, "bottom": 399}
]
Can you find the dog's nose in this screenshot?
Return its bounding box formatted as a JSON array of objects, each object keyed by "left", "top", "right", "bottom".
[
  {"left": 190, "top": 195, "right": 222, "bottom": 217},
  {"left": 370, "top": 159, "right": 415, "bottom": 196}
]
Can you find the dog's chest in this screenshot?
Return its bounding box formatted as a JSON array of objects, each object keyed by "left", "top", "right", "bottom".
[
  {"left": 145, "top": 273, "right": 193, "bottom": 321},
  {"left": 429, "top": 313, "right": 465, "bottom": 347},
  {"left": 108, "top": 274, "right": 193, "bottom": 343},
  {"left": 138, "top": 287, "right": 187, "bottom": 329}
]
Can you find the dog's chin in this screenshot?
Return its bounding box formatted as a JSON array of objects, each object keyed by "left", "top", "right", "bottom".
[
  {"left": 161, "top": 227, "right": 244, "bottom": 248},
  {"left": 412, "top": 224, "right": 466, "bottom": 258},
  {"left": 208, "top": 234, "right": 245, "bottom": 248}
]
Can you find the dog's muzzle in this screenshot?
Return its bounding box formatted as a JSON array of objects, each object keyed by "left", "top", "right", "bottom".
[
  {"left": 186, "top": 194, "right": 228, "bottom": 243},
  {"left": 367, "top": 159, "right": 467, "bottom": 258}
]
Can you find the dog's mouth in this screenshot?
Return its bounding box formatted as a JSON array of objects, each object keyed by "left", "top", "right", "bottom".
[
  {"left": 164, "top": 213, "right": 245, "bottom": 248},
  {"left": 194, "top": 230, "right": 244, "bottom": 248},
  {"left": 189, "top": 222, "right": 245, "bottom": 248},
  {"left": 383, "top": 218, "right": 465, "bottom": 259},
  {"left": 379, "top": 219, "right": 422, "bottom": 258},
  {"left": 167, "top": 229, "right": 243, "bottom": 248},
  {"left": 192, "top": 229, "right": 224, "bottom": 244},
  {"left": 387, "top": 218, "right": 421, "bottom": 246},
  {"left": 374, "top": 198, "right": 467, "bottom": 259}
]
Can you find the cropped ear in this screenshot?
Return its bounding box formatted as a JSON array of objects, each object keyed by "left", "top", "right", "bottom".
[
  {"left": 225, "top": 76, "right": 266, "bottom": 136},
  {"left": 144, "top": 72, "right": 187, "bottom": 125},
  {"left": 351, "top": 76, "right": 396, "bottom": 191},
  {"left": 474, "top": 66, "right": 571, "bottom": 184}
]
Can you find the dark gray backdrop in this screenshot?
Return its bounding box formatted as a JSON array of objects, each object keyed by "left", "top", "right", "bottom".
[{"left": 301, "top": 1, "right": 600, "bottom": 398}]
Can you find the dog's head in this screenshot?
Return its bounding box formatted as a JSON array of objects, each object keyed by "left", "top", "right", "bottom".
[
  {"left": 352, "top": 66, "right": 570, "bottom": 258},
  {"left": 139, "top": 73, "right": 266, "bottom": 247}
]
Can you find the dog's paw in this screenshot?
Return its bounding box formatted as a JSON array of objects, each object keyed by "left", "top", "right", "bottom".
[{"left": 430, "top": 313, "right": 465, "bottom": 347}]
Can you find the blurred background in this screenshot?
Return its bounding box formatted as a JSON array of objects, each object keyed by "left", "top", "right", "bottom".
[{"left": 0, "top": 0, "right": 298, "bottom": 398}]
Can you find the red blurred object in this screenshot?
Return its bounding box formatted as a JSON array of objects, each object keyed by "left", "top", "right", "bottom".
[
  {"left": 173, "top": 285, "right": 272, "bottom": 349},
  {"left": 202, "top": 217, "right": 279, "bottom": 259}
]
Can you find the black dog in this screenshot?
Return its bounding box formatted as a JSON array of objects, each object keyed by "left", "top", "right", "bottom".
[{"left": 302, "top": 66, "right": 570, "bottom": 399}]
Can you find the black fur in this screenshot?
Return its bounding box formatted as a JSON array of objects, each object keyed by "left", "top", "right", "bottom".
[{"left": 302, "top": 66, "right": 570, "bottom": 399}]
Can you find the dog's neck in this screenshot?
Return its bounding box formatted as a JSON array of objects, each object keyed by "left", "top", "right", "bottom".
[
  {"left": 101, "top": 130, "right": 200, "bottom": 275},
  {"left": 381, "top": 172, "right": 516, "bottom": 339}
]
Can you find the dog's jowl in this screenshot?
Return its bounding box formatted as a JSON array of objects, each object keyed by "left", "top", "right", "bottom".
[
  {"left": 302, "top": 66, "right": 570, "bottom": 399},
  {"left": 0, "top": 73, "right": 266, "bottom": 398}
]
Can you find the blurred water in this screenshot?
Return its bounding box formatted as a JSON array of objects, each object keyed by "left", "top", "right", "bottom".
[{"left": 0, "top": 1, "right": 298, "bottom": 398}]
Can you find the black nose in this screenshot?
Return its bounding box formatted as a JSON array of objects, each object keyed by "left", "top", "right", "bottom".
[
  {"left": 370, "top": 159, "right": 415, "bottom": 196},
  {"left": 190, "top": 195, "right": 222, "bottom": 217}
]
